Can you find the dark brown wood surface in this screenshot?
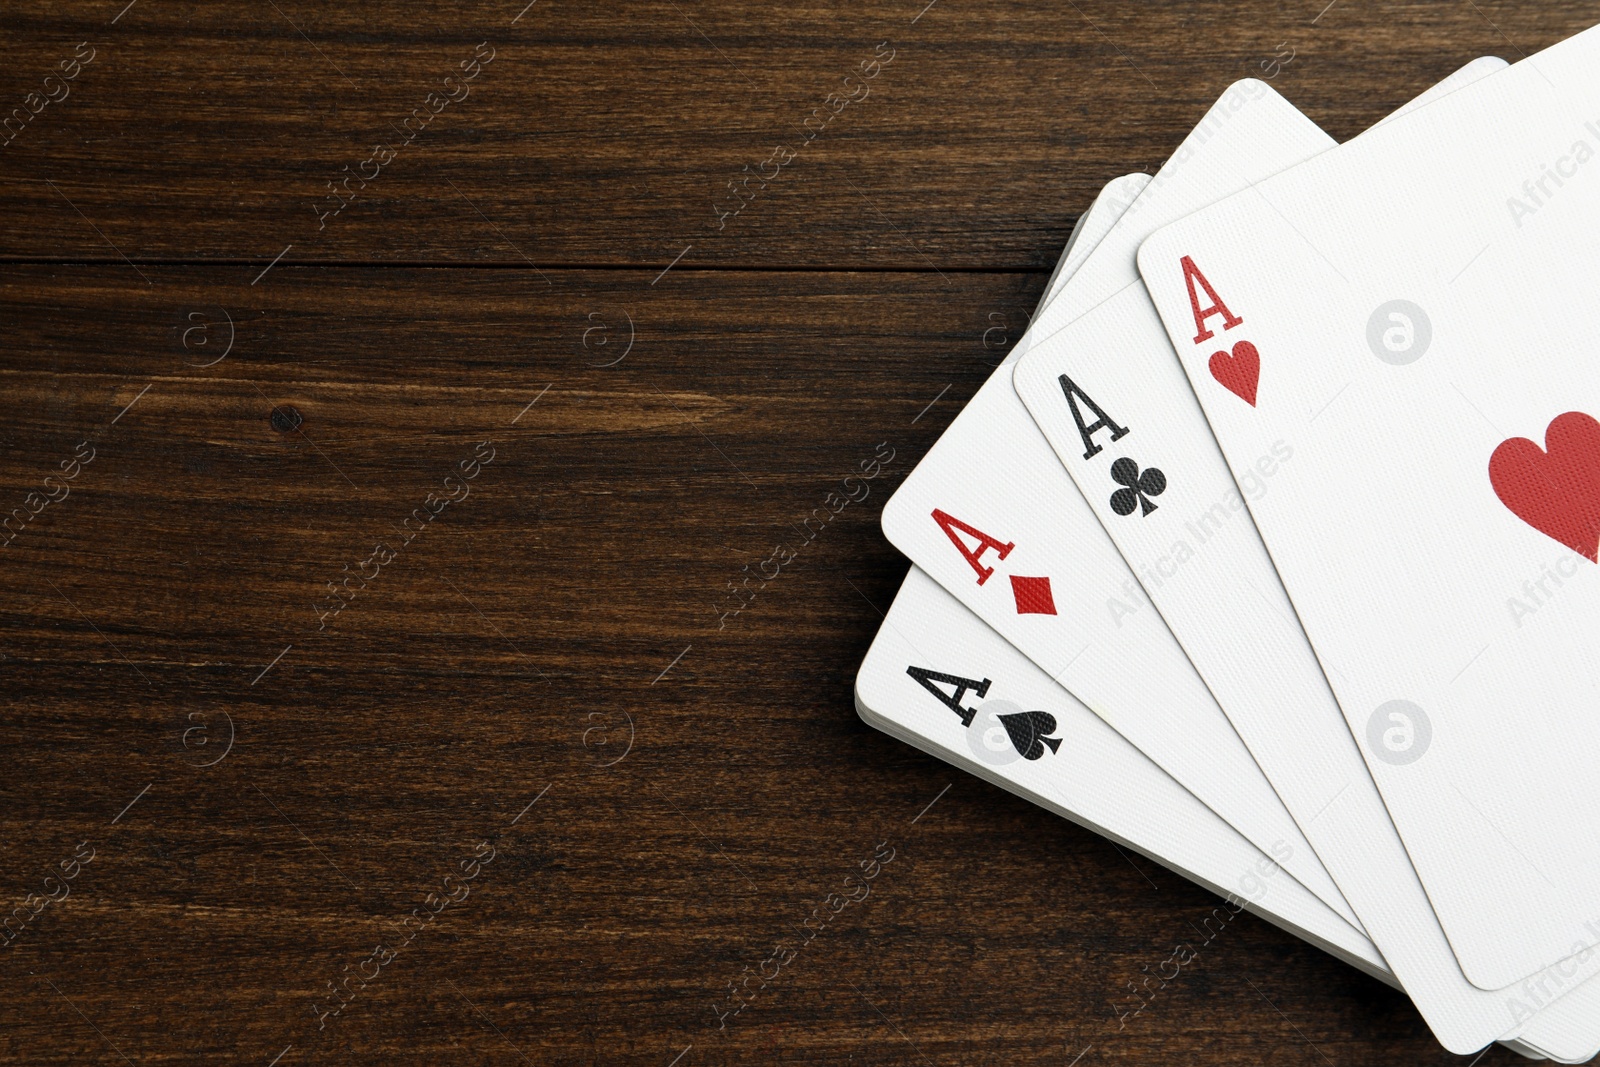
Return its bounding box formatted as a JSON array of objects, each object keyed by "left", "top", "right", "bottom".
[{"left": 1, "top": 2, "right": 1588, "bottom": 1064}]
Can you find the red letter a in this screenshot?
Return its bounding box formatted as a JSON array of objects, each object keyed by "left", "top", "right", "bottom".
[
  {"left": 932, "top": 509, "right": 1014, "bottom": 586},
  {"left": 1181, "top": 255, "right": 1243, "bottom": 344}
]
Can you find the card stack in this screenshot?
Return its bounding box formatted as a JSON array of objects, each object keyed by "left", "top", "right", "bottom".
[{"left": 857, "top": 27, "right": 1600, "bottom": 1062}]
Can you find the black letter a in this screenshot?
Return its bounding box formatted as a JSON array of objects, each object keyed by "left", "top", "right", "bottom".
[
  {"left": 905, "top": 666, "right": 990, "bottom": 727},
  {"left": 1058, "top": 375, "right": 1129, "bottom": 460}
]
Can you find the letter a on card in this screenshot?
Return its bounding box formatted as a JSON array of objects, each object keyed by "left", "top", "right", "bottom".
[{"left": 931, "top": 509, "right": 1013, "bottom": 585}]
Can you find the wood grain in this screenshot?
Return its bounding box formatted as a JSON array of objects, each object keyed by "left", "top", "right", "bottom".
[
  {"left": 0, "top": 1, "right": 1594, "bottom": 268},
  {"left": 0, "top": 1, "right": 1583, "bottom": 1063}
]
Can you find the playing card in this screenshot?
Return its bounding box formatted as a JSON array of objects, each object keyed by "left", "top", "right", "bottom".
[
  {"left": 1016, "top": 55, "right": 1600, "bottom": 1057},
  {"left": 864, "top": 167, "right": 1561, "bottom": 1067},
  {"left": 883, "top": 80, "right": 1363, "bottom": 935},
  {"left": 1136, "top": 24, "right": 1600, "bottom": 991},
  {"left": 855, "top": 568, "right": 1390, "bottom": 979}
]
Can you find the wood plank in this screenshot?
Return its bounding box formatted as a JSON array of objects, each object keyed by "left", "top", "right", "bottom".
[
  {"left": 0, "top": 265, "right": 1530, "bottom": 1064},
  {"left": 0, "top": 1, "right": 1591, "bottom": 267}
]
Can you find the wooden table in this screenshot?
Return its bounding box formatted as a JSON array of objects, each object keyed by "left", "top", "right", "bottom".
[{"left": 1, "top": 3, "right": 1587, "bottom": 1063}]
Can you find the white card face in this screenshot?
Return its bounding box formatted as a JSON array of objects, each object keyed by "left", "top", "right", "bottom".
[
  {"left": 1137, "top": 25, "right": 1600, "bottom": 989},
  {"left": 883, "top": 81, "right": 1364, "bottom": 934},
  {"left": 1017, "top": 55, "right": 1600, "bottom": 1056},
  {"left": 855, "top": 568, "right": 1388, "bottom": 978}
]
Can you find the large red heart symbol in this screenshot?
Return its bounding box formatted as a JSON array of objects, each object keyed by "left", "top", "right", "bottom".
[
  {"left": 1489, "top": 411, "right": 1600, "bottom": 562},
  {"left": 1208, "top": 340, "right": 1259, "bottom": 406}
]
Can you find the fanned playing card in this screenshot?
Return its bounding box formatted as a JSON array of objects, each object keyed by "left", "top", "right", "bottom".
[
  {"left": 864, "top": 155, "right": 1562, "bottom": 1060},
  {"left": 1137, "top": 23, "right": 1600, "bottom": 993}
]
